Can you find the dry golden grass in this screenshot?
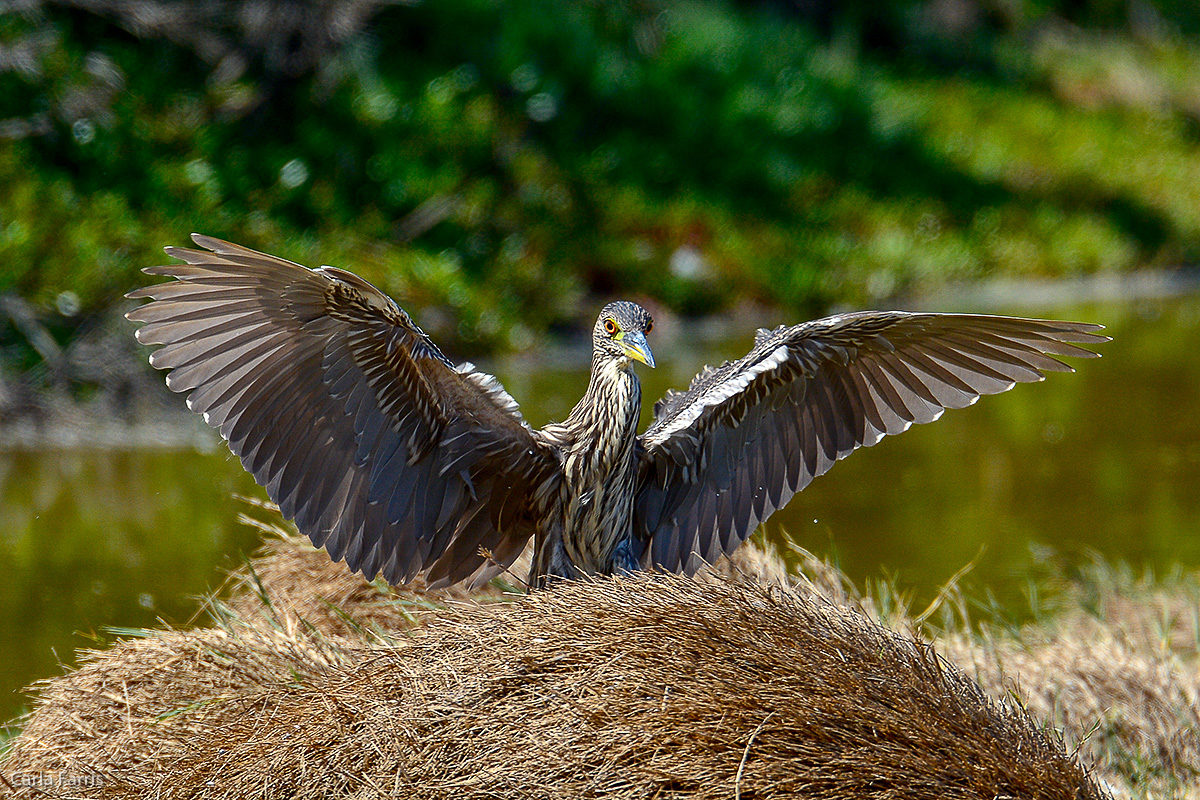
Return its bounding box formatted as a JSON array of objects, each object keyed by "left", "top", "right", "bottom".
[
  {"left": 2, "top": 527, "right": 1195, "bottom": 799},
  {"left": 940, "top": 563, "right": 1200, "bottom": 799}
]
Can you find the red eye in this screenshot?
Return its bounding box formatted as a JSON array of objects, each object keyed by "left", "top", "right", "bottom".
[{"left": 604, "top": 319, "right": 618, "bottom": 335}]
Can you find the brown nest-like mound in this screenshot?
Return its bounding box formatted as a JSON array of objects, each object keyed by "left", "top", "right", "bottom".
[
  {"left": 219, "top": 525, "right": 798, "bottom": 639},
  {"left": 2, "top": 551, "right": 1105, "bottom": 800}
]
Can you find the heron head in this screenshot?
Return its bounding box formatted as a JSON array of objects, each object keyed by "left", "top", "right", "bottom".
[{"left": 596, "top": 301, "right": 655, "bottom": 368}]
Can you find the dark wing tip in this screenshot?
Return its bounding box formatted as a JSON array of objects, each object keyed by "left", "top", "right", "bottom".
[
  {"left": 189, "top": 231, "right": 231, "bottom": 253},
  {"left": 189, "top": 233, "right": 274, "bottom": 259},
  {"left": 163, "top": 235, "right": 219, "bottom": 258},
  {"left": 1042, "top": 320, "right": 1110, "bottom": 347},
  {"left": 1059, "top": 321, "right": 1106, "bottom": 332},
  {"left": 127, "top": 263, "right": 186, "bottom": 301},
  {"left": 190, "top": 232, "right": 228, "bottom": 251},
  {"left": 1052, "top": 326, "right": 1109, "bottom": 358}
]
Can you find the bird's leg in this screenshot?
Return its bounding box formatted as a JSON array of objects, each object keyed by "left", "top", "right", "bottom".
[
  {"left": 608, "top": 537, "right": 641, "bottom": 575},
  {"left": 529, "top": 528, "right": 579, "bottom": 589}
]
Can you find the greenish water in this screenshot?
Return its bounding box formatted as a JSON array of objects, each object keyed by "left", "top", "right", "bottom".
[
  {"left": 3, "top": 294, "right": 1199, "bottom": 726},
  {"left": 0, "top": 449, "right": 263, "bottom": 729}
]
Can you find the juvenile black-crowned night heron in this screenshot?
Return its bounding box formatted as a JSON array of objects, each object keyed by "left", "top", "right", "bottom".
[{"left": 128, "top": 236, "right": 1106, "bottom": 588}]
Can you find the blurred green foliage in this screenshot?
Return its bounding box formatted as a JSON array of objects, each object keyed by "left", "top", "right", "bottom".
[{"left": 3, "top": 0, "right": 1200, "bottom": 356}]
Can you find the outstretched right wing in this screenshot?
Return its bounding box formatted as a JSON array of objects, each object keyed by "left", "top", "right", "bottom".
[
  {"left": 128, "top": 235, "right": 556, "bottom": 587},
  {"left": 634, "top": 311, "right": 1107, "bottom": 575}
]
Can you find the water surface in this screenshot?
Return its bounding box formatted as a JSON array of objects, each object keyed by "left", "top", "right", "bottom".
[{"left": 3, "top": 294, "right": 1198, "bottom": 726}]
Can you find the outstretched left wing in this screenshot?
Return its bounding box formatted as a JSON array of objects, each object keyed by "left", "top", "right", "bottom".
[{"left": 633, "top": 312, "right": 1107, "bottom": 575}]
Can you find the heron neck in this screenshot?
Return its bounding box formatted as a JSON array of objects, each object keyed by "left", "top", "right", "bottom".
[{"left": 566, "top": 354, "right": 642, "bottom": 442}]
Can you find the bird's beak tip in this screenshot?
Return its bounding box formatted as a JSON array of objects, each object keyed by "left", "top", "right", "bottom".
[{"left": 625, "top": 335, "right": 655, "bottom": 368}]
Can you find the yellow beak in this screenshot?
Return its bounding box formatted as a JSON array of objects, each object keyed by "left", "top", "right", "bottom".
[{"left": 621, "top": 330, "right": 655, "bottom": 368}]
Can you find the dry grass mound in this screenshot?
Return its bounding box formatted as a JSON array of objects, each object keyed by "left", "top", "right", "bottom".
[
  {"left": 220, "top": 525, "right": 796, "bottom": 639},
  {"left": 222, "top": 531, "right": 469, "bottom": 639},
  {"left": 2, "top": 624, "right": 353, "bottom": 795},
  {"left": 9, "top": 528, "right": 1196, "bottom": 798},
  {"left": 2, "top": 552, "right": 1105, "bottom": 800},
  {"left": 217, "top": 513, "right": 516, "bottom": 638}
]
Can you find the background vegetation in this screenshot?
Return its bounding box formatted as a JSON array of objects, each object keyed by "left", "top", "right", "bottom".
[{"left": 3, "top": 0, "right": 1200, "bottom": 365}]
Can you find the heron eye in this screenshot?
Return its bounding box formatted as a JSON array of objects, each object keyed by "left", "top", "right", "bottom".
[{"left": 604, "top": 319, "right": 618, "bottom": 335}]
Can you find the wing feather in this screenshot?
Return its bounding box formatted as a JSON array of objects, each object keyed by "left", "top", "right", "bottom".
[
  {"left": 127, "top": 235, "right": 554, "bottom": 587},
  {"left": 879, "top": 353, "right": 947, "bottom": 423},
  {"left": 635, "top": 311, "right": 1106, "bottom": 574}
]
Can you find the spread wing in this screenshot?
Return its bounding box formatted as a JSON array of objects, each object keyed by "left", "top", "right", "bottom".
[
  {"left": 127, "top": 235, "right": 555, "bottom": 588},
  {"left": 633, "top": 311, "right": 1107, "bottom": 574}
]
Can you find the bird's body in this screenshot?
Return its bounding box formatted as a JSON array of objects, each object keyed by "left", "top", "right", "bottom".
[
  {"left": 536, "top": 321, "right": 648, "bottom": 582},
  {"left": 128, "top": 236, "right": 1107, "bottom": 588}
]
